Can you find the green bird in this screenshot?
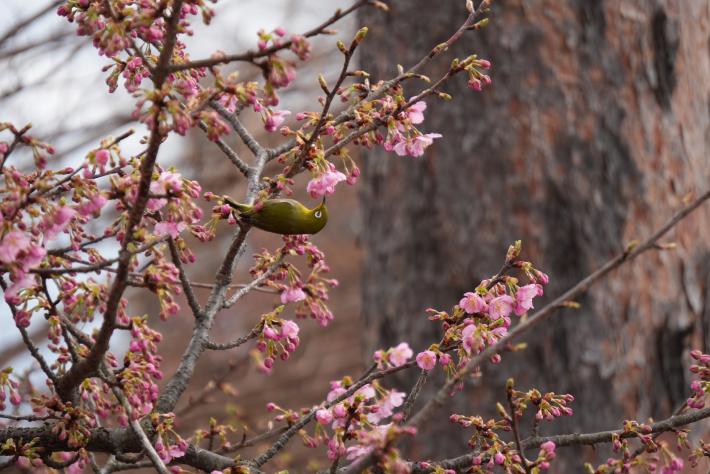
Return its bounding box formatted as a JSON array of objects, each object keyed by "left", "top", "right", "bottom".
[{"left": 225, "top": 197, "right": 328, "bottom": 235}]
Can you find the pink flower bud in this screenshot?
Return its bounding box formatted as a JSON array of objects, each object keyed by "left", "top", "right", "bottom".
[
  {"left": 478, "top": 59, "right": 492, "bottom": 69},
  {"left": 95, "top": 149, "right": 110, "bottom": 166},
  {"left": 10, "top": 392, "right": 21, "bottom": 405},
  {"left": 332, "top": 404, "right": 347, "bottom": 418},
  {"left": 263, "top": 326, "right": 279, "bottom": 340},
  {"left": 316, "top": 408, "right": 333, "bottom": 425}
]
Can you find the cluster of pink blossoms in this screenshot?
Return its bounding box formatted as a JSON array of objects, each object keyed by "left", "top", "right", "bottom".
[
  {"left": 381, "top": 99, "right": 443, "bottom": 158},
  {"left": 687, "top": 350, "right": 709, "bottom": 409},
  {"left": 246, "top": 235, "right": 338, "bottom": 328},
  {"left": 414, "top": 278, "right": 545, "bottom": 372},
  {"left": 0, "top": 158, "right": 111, "bottom": 309},
  {"left": 257, "top": 315, "right": 301, "bottom": 373},
  {"left": 306, "top": 162, "right": 347, "bottom": 199},
  {"left": 449, "top": 381, "right": 566, "bottom": 472},
  {"left": 0, "top": 368, "right": 22, "bottom": 411},
  {"left": 308, "top": 379, "right": 413, "bottom": 466},
  {"left": 374, "top": 342, "right": 414, "bottom": 369}
]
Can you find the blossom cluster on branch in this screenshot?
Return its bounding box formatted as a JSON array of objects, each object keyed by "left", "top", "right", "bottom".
[{"left": 0, "top": 0, "right": 708, "bottom": 473}]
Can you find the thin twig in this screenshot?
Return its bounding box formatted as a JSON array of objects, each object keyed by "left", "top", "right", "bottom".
[
  {"left": 223, "top": 256, "right": 283, "bottom": 309},
  {"left": 205, "top": 322, "right": 264, "bottom": 351},
  {"left": 211, "top": 102, "right": 265, "bottom": 158},
  {"left": 168, "top": 238, "right": 203, "bottom": 318},
  {"left": 507, "top": 387, "right": 530, "bottom": 474},
  {"left": 197, "top": 120, "right": 251, "bottom": 177},
  {"left": 167, "top": 0, "right": 372, "bottom": 72}
]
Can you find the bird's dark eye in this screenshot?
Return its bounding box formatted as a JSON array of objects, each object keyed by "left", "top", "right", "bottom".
[{"left": 315, "top": 211, "right": 322, "bottom": 219}]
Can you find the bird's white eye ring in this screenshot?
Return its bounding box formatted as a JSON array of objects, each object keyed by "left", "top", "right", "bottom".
[{"left": 315, "top": 210, "right": 322, "bottom": 219}]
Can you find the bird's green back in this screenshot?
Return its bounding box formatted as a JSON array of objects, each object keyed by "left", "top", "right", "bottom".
[{"left": 232, "top": 198, "right": 328, "bottom": 235}]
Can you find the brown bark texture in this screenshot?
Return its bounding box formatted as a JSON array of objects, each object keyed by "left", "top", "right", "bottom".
[{"left": 359, "top": 0, "right": 710, "bottom": 466}]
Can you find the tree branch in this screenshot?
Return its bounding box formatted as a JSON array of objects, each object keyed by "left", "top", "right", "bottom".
[
  {"left": 167, "top": 0, "right": 372, "bottom": 73},
  {"left": 410, "top": 406, "right": 710, "bottom": 472},
  {"left": 54, "top": 0, "right": 186, "bottom": 402}
]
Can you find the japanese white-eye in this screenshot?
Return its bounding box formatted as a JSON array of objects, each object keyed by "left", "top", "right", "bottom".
[{"left": 225, "top": 197, "right": 328, "bottom": 235}]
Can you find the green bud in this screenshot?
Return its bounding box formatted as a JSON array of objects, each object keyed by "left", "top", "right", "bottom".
[
  {"left": 318, "top": 74, "right": 329, "bottom": 94},
  {"left": 625, "top": 239, "right": 639, "bottom": 253},
  {"left": 354, "top": 27, "right": 368, "bottom": 44},
  {"left": 336, "top": 40, "right": 347, "bottom": 54},
  {"left": 432, "top": 42, "right": 448, "bottom": 55},
  {"left": 506, "top": 240, "right": 522, "bottom": 262},
  {"left": 371, "top": 1, "right": 389, "bottom": 11}
]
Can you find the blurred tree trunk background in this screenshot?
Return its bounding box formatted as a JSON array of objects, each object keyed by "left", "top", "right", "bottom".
[{"left": 359, "top": 0, "right": 710, "bottom": 466}]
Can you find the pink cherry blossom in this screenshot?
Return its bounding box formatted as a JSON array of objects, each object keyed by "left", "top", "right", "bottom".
[
  {"left": 280, "top": 320, "right": 300, "bottom": 339},
  {"left": 461, "top": 323, "right": 483, "bottom": 355},
  {"left": 21, "top": 244, "right": 46, "bottom": 272},
  {"left": 514, "top": 284, "right": 541, "bottom": 315},
  {"left": 0, "top": 230, "right": 30, "bottom": 263},
  {"left": 459, "top": 291, "right": 487, "bottom": 314},
  {"left": 489, "top": 294, "right": 514, "bottom": 319},
  {"left": 95, "top": 149, "right": 110, "bottom": 166},
  {"left": 78, "top": 193, "right": 107, "bottom": 217},
  {"left": 154, "top": 221, "right": 187, "bottom": 238},
  {"left": 43, "top": 206, "right": 77, "bottom": 240},
  {"left": 306, "top": 165, "right": 346, "bottom": 198},
  {"left": 406, "top": 101, "right": 427, "bottom": 124},
  {"left": 4, "top": 273, "right": 35, "bottom": 304},
  {"left": 416, "top": 350, "right": 437, "bottom": 371},
  {"left": 280, "top": 286, "right": 306, "bottom": 304},
  {"left": 151, "top": 171, "right": 182, "bottom": 195},
  {"left": 393, "top": 133, "right": 443, "bottom": 157},
  {"left": 264, "top": 109, "right": 291, "bottom": 132},
  {"left": 389, "top": 342, "right": 413, "bottom": 367}
]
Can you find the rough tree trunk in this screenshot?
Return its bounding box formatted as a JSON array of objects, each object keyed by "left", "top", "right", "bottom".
[{"left": 359, "top": 0, "right": 710, "bottom": 466}]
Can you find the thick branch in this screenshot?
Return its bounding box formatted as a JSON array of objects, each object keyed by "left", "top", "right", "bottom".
[{"left": 54, "top": 0, "right": 185, "bottom": 401}]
